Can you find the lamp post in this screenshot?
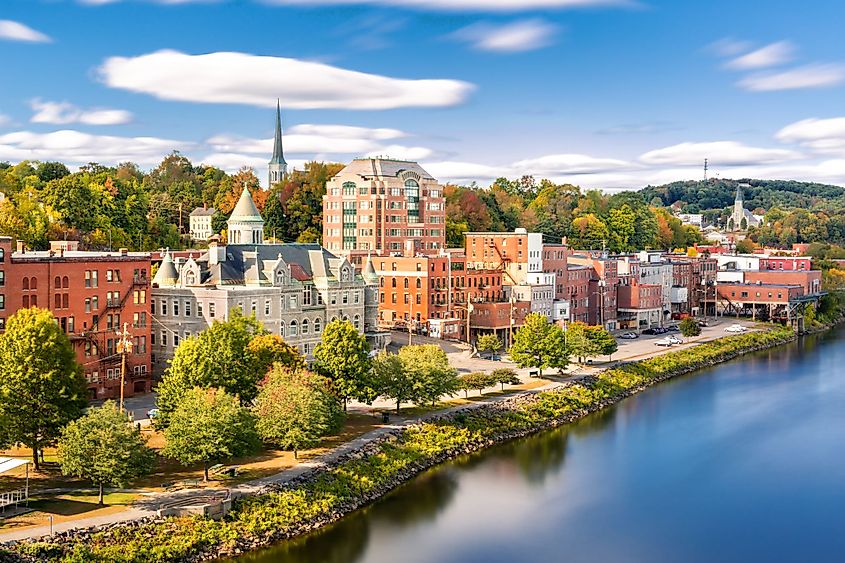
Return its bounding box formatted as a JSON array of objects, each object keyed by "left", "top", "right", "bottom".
[{"left": 116, "top": 322, "right": 133, "bottom": 413}]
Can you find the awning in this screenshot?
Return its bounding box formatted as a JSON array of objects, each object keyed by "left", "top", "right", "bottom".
[{"left": 0, "top": 457, "right": 30, "bottom": 476}]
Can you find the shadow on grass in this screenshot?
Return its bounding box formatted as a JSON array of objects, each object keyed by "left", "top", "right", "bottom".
[{"left": 27, "top": 498, "right": 103, "bottom": 517}]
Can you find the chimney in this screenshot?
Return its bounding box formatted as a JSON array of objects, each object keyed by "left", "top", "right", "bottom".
[
  {"left": 16, "top": 241, "right": 24, "bottom": 253},
  {"left": 119, "top": 248, "right": 128, "bottom": 256}
]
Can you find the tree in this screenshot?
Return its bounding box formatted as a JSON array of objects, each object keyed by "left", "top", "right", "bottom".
[
  {"left": 566, "top": 322, "right": 617, "bottom": 363},
  {"left": 246, "top": 334, "right": 306, "bottom": 377},
  {"left": 475, "top": 334, "right": 502, "bottom": 357},
  {"left": 313, "top": 319, "right": 373, "bottom": 409},
  {"left": 508, "top": 313, "right": 569, "bottom": 376},
  {"left": 253, "top": 366, "right": 342, "bottom": 459},
  {"left": 459, "top": 372, "right": 495, "bottom": 397},
  {"left": 0, "top": 308, "right": 87, "bottom": 469},
  {"left": 162, "top": 387, "right": 259, "bottom": 481},
  {"left": 397, "top": 345, "right": 459, "bottom": 407},
  {"left": 491, "top": 368, "right": 520, "bottom": 392},
  {"left": 57, "top": 402, "right": 155, "bottom": 504},
  {"left": 372, "top": 352, "right": 414, "bottom": 413},
  {"left": 679, "top": 317, "right": 702, "bottom": 339},
  {"left": 155, "top": 309, "right": 266, "bottom": 427}
]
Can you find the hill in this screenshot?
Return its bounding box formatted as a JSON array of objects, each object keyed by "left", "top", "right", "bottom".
[{"left": 639, "top": 179, "right": 845, "bottom": 213}]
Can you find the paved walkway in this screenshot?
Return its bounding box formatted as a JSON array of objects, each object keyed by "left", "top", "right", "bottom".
[{"left": 0, "top": 317, "right": 754, "bottom": 543}]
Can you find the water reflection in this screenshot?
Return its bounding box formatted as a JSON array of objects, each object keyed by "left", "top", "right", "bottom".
[{"left": 369, "top": 468, "right": 458, "bottom": 527}]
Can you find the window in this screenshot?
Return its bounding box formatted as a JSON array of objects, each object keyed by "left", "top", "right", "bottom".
[
  {"left": 343, "top": 291, "right": 349, "bottom": 304},
  {"left": 197, "top": 301, "right": 203, "bottom": 317},
  {"left": 301, "top": 318, "right": 309, "bottom": 334},
  {"left": 173, "top": 333, "right": 180, "bottom": 347},
  {"left": 173, "top": 300, "right": 180, "bottom": 316},
  {"left": 289, "top": 295, "right": 298, "bottom": 309},
  {"left": 354, "top": 291, "right": 360, "bottom": 304},
  {"left": 185, "top": 300, "right": 191, "bottom": 317},
  {"left": 161, "top": 300, "right": 167, "bottom": 315},
  {"left": 353, "top": 315, "right": 360, "bottom": 330},
  {"left": 0, "top": 295, "right": 4, "bottom": 310},
  {"left": 289, "top": 320, "right": 298, "bottom": 337},
  {"left": 209, "top": 302, "right": 216, "bottom": 318},
  {"left": 0, "top": 248, "right": 3, "bottom": 262},
  {"left": 314, "top": 318, "right": 322, "bottom": 333},
  {"left": 279, "top": 321, "right": 286, "bottom": 338},
  {"left": 91, "top": 296, "right": 98, "bottom": 310},
  {"left": 343, "top": 181, "right": 357, "bottom": 196},
  {"left": 303, "top": 287, "right": 312, "bottom": 306},
  {"left": 106, "top": 270, "right": 113, "bottom": 283},
  {"left": 250, "top": 300, "right": 257, "bottom": 316}
]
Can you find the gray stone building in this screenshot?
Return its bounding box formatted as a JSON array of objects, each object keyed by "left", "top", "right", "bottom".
[{"left": 150, "top": 187, "right": 386, "bottom": 376}]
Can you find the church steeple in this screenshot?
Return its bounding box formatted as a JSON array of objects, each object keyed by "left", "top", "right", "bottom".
[
  {"left": 735, "top": 184, "right": 744, "bottom": 203},
  {"left": 268, "top": 100, "right": 287, "bottom": 187}
]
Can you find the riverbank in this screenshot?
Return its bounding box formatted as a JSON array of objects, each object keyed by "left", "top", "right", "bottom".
[{"left": 1, "top": 325, "right": 803, "bottom": 563}]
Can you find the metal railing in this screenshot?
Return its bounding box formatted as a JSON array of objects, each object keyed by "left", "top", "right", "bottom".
[{"left": 0, "top": 489, "right": 27, "bottom": 510}]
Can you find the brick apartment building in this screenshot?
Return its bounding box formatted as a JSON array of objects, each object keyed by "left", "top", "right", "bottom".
[
  {"left": 322, "top": 158, "right": 446, "bottom": 257},
  {"left": 0, "top": 237, "right": 152, "bottom": 400}
]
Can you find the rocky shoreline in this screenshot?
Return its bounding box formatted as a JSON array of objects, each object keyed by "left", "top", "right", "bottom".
[{"left": 2, "top": 326, "right": 807, "bottom": 563}]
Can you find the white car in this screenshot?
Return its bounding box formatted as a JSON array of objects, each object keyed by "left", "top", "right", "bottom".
[
  {"left": 666, "top": 335, "right": 683, "bottom": 345},
  {"left": 724, "top": 324, "right": 748, "bottom": 333},
  {"left": 655, "top": 338, "right": 675, "bottom": 347}
]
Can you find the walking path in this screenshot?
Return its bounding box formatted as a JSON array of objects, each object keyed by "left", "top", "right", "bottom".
[{"left": 0, "top": 317, "right": 754, "bottom": 543}]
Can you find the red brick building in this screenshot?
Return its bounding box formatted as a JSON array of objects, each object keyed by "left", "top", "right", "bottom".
[{"left": 0, "top": 238, "right": 152, "bottom": 400}]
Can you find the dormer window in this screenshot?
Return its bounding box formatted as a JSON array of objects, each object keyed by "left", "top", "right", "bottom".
[
  {"left": 185, "top": 271, "right": 197, "bottom": 286},
  {"left": 341, "top": 268, "right": 351, "bottom": 282},
  {"left": 276, "top": 270, "right": 286, "bottom": 285}
]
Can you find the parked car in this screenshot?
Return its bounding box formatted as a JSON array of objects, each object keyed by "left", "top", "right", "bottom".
[
  {"left": 724, "top": 324, "right": 748, "bottom": 333},
  {"left": 642, "top": 328, "right": 659, "bottom": 335},
  {"left": 147, "top": 408, "right": 159, "bottom": 420},
  {"left": 666, "top": 324, "right": 679, "bottom": 332},
  {"left": 655, "top": 338, "right": 675, "bottom": 347},
  {"left": 619, "top": 332, "right": 639, "bottom": 339},
  {"left": 697, "top": 319, "right": 709, "bottom": 327},
  {"left": 666, "top": 335, "right": 683, "bottom": 345}
]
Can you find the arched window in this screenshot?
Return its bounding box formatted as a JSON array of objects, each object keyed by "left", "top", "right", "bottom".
[
  {"left": 62, "top": 276, "right": 69, "bottom": 288},
  {"left": 353, "top": 315, "right": 360, "bottom": 330},
  {"left": 314, "top": 318, "right": 322, "bottom": 333},
  {"left": 276, "top": 270, "right": 286, "bottom": 285},
  {"left": 342, "top": 181, "right": 356, "bottom": 196},
  {"left": 0, "top": 248, "right": 4, "bottom": 262},
  {"left": 403, "top": 278, "right": 409, "bottom": 289},
  {"left": 30, "top": 278, "right": 36, "bottom": 290},
  {"left": 342, "top": 315, "right": 349, "bottom": 322},
  {"left": 185, "top": 271, "right": 196, "bottom": 285},
  {"left": 416, "top": 278, "right": 421, "bottom": 289},
  {"left": 379, "top": 278, "right": 384, "bottom": 287},
  {"left": 279, "top": 323, "right": 285, "bottom": 338},
  {"left": 331, "top": 316, "right": 338, "bottom": 323},
  {"left": 54, "top": 276, "right": 61, "bottom": 289},
  {"left": 301, "top": 318, "right": 309, "bottom": 334},
  {"left": 391, "top": 278, "right": 397, "bottom": 288},
  {"left": 289, "top": 320, "right": 298, "bottom": 337},
  {"left": 22, "top": 278, "right": 29, "bottom": 290}
]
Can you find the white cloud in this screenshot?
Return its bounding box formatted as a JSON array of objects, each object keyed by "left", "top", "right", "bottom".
[
  {"left": 81, "top": 0, "right": 627, "bottom": 9},
  {"left": 424, "top": 161, "right": 510, "bottom": 183},
  {"left": 0, "top": 114, "right": 11, "bottom": 127},
  {"left": 30, "top": 99, "right": 133, "bottom": 126},
  {"left": 776, "top": 117, "right": 845, "bottom": 154},
  {"left": 737, "top": 63, "right": 845, "bottom": 91},
  {"left": 0, "top": 20, "right": 51, "bottom": 43},
  {"left": 453, "top": 19, "right": 558, "bottom": 52},
  {"left": 97, "top": 50, "right": 474, "bottom": 110},
  {"left": 0, "top": 130, "right": 192, "bottom": 166},
  {"left": 364, "top": 145, "right": 433, "bottom": 160},
  {"left": 725, "top": 41, "right": 794, "bottom": 70},
  {"left": 206, "top": 125, "right": 416, "bottom": 156},
  {"left": 707, "top": 37, "right": 753, "bottom": 57},
  {"left": 640, "top": 141, "right": 802, "bottom": 166},
  {"left": 287, "top": 124, "right": 405, "bottom": 141},
  {"left": 512, "top": 153, "right": 632, "bottom": 174}
]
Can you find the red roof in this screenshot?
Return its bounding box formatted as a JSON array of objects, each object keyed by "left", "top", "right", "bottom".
[{"left": 289, "top": 263, "right": 311, "bottom": 282}]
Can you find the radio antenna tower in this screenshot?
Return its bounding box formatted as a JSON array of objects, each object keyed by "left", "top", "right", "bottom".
[{"left": 703, "top": 158, "right": 708, "bottom": 181}]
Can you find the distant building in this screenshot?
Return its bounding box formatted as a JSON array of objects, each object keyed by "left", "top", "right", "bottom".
[
  {"left": 151, "top": 187, "right": 386, "bottom": 376},
  {"left": 189, "top": 206, "right": 216, "bottom": 241},
  {"left": 322, "top": 158, "right": 446, "bottom": 256},
  {"left": 0, "top": 237, "right": 152, "bottom": 400},
  {"left": 726, "top": 184, "right": 761, "bottom": 231}
]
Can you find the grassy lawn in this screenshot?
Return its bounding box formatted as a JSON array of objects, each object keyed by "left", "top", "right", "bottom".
[{"left": 0, "top": 493, "right": 139, "bottom": 531}]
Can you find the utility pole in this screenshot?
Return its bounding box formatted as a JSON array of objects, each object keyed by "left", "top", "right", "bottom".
[{"left": 116, "top": 322, "right": 133, "bottom": 413}]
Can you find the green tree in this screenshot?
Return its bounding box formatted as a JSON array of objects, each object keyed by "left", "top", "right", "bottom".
[
  {"left": 313, "top": 319, "right": 373, "bottom": 409},
  {"left": 155, "top": 309, "right": 266, "bottom": 427},
  {"left": 509, "top": 313, "right": 569, "bottom": 376},
  {"left": 57, "top": 402, "right": 155, "bottom": 504},
  {"left": 246, "top": 333, "right": 306, "bottom": 378},
  {"left": 0, "top": 308, "right": 87, "bottom": 469},
  {"left": 679, "top": 317, "right": 702, "bottom": 338},
  {"left": 162, "top": 387, "right": 259, "bottom": 481},
  {"left": 397, "top": 345, "right": 459, "bottom": 407},
  {"left": 475, "top": 333, "right": 502, "bottom": 357},
  {"left": 372, "top": 352, "right": 413, "bottom": 413},
  {"left": 459, "top": 372, "right": 495, "bottom": 397},
  {"left": 491, "top": 368, "right": 520, "bottom": 392},
  {"left": 566, "top": 322, "right": 617, "bottom": 362},
  {"left": 253, "top": 366, "right": 342, "bottom": 459}
]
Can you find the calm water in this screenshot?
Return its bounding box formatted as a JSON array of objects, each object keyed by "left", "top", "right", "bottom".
[{"left": 235, "top": 328, "right": 845, "bottom": 563}]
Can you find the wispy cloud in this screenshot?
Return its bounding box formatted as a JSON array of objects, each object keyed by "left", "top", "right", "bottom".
[
  {"left": 639, "top": 141, "right": 801, "bottom": 166},
  {"left": 0, "top": 20, "right": 52, "bottom": 43},
  {"left": 30, "top": 99, "right": 133, "bottom": 125},
  {"left": 738, "top": 63, "right": 845, "bottom": 91},
  {"left": 776, "top": 117, "right": 845, "bottom": 154},
  {"left": 97, "top": 50, "right": 474, "bottom": 110},
  {"left": 725, "top": 41, "right": 794, "bottom": 70},
  {"left": 706, "top": 37, "right": 753, "bottom": 57},
  {"left": 0, "top": 114, "right": 11, "bottom": 127},
  {"left": 452, "top": 19, "right": 559, "bottom": 52},
  {"left": 595, "top": 121, "right": 682, "bottom": 135},
  {"left": 80, "top": 0, "right": 629, "bottom": 10}
]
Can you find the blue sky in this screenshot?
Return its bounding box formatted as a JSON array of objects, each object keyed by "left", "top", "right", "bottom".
[{"left": 3, "top": 0, "right": 845, "bottom": 188}]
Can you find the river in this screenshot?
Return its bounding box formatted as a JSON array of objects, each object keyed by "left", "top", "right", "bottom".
[{"left": 233, "top": 328, "right": 845, "bottom": 563}]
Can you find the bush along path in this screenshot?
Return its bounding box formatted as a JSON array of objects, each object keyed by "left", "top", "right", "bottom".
[{"left": 4, "top": 327, "right": 797, "bottom": 563}]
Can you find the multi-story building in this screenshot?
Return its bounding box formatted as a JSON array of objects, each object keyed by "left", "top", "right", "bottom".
[
  {"left": 0, "top": 237, "right": 152, "bottom": 400},
  {"left": 188, "top": 206, "right": 216, "bottom": 241},
  {"left": 567, "top": 251, "right": 618, "bottom": 330},
  {"left": 566, "top": 265, "right": 592, "bottom": 324},
  {"left": 322, "top": 158, "right": 446, "bottom": 256},
  {"left": 465, "top": 229, "right": 544, "bottom": 285},
  {"left": 151, "top": 187, "right": 386, "bottom": 375}
]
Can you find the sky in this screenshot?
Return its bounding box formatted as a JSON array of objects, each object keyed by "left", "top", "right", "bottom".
[{"left": 3, "top": 0, "right": 845, "bottom": 189}]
